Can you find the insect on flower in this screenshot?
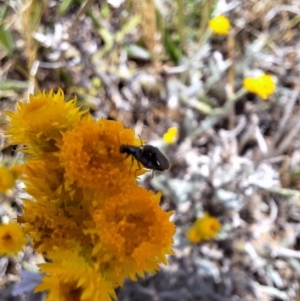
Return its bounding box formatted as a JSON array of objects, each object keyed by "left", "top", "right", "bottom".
[{"left": 120, "top": 143, "right": 170, "bottom": 177}]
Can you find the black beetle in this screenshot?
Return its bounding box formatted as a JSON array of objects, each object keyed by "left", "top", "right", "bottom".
[{"left": 120, "top": 144, "right": 170, "bottom": 176}]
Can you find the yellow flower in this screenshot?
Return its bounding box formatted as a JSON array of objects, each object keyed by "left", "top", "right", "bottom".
[
  {"left": 6, "top": 89, "right": 176, "bottom": 292},
  {"left": 163, "top": 127, "right": 178, "bottom": 144},
  {"left": 6, "top": 89, "right": 87, "bottom": 154},
  {"left": 21, "top": 155, "right": 75, "bottom": 203},
  {"left": 88, "top": 187, "right": 175, "bottom": 285},
  {"left": 243, "top": 74, "right": 276, "bottom": 99},
  {"left": 0, "top": 222, "right": 27, "bottom": 256},
  {"left": 20, "top": 199, "right": 85, "bottom": 254},
  {"left": 208, "top": 15, "right": 231, "bottom": 35},
  {"left": 187, "top": 213, "right": 221, "bottom": 244},
  {"left": 60, "top": 119, "right": 145, "bottom": 194},
  {"left": 9, "top": 164, "right": 22, "bottom": 179},
  {"left": 35, "top": 250, "right": 116, "bottom": 301},
  {"left": 0, "top": 166, "right": 16, "bottom": 193}
]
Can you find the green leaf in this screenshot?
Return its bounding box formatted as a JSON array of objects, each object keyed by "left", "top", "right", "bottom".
[
  {"left": 0, "top": 80, "right": 29, "bottom": 90},
  {"left": 125, "top": 44, "right": 151, "bottom": 61},
  {"left": 58, "top": 0, "right": 74, "bottom": 16},
  {"left": 115, "top": 15, "right": 141, "bottom": 43},
  {"left": 97, "top": 27, "right": 113, "bottom": 56},
  {"left": 0, "top": 3, "right": 9, "bottom": 21},
  {"left": 164, "top": 32, "right": 181, "bottom": 65},
  {"left": 0, "top": 26, "right": 14, "bottom": 55}
]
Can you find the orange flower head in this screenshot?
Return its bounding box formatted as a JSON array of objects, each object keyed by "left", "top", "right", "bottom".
[
  {"left": 20, "top": 199, "right": 87, "bottom": 254},
  {"left": 60, "top": 119, "right": 146, "bottom": 195},
  {"left": 5, "top": 88, "right": 176, "bottom": 293},
  {"left": 20, "top": 154, "right": 80, "bottom": 204},
  {"left": 87, "top": 187, "right": 175, "bottom": 285}
]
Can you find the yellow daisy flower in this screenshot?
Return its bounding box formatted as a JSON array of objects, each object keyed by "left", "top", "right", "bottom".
[
  {"left": 6, "top": 89, "right": 87, "bottom": 154},
  {"left": 187, "top": 213, "right": 221, "bottom": 244},
  {"left": 243, "top": 74, "right": 276, "bottom": 99},
  {"left": 21, "top": 154, "right": 75, "bottom": 203},
  {"left": 9, "top": 164, "right": 23, "bottom": 179},
  {"left": 163, "top": 127, "right": 178, "bottom": 144},
  {"left": 60, "top": 119, "right": 145, "bottom": 194},
  {"left": 20, "top": 199, "right": 86, "bottom": 254},
  {"left": 6, "top": 89, "right": 176, "bottom": 294},
  {"left": 35, "top": 250, "right": 116, "bottom": 301},
  {"left": 88, "top": 187, "right": 175, "bottom": 285},
  {"left": 208, "top": 15, "right": 231, "bottom": 35},
  {"left": 0, "top": 166, "right": 16, "bottom": 193},
  {"left": 0, "top": 222, "right": 27, "bottom": 256}
]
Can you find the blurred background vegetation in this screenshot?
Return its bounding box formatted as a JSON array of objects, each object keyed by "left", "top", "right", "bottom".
[{"left": 1, "top": 0, "right": 300, "bottom": 300}]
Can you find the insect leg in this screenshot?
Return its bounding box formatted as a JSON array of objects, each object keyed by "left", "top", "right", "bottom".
[
  {"left": 134, "top": 160, "right": 142, "bottom": 178},
  {"left": 129, "top": 155, "right": 134, "bottom": 175},
  {"left": 138, "top": 134, "right": 144, "bottom": 147}
]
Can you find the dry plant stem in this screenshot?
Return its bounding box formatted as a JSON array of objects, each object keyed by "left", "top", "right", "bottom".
[
  {"left": 244, "top": 24, "right": 281, "bottom": 56},
  {"left": 198, "top": 0, "right": 213, "bottom": 43},
  {"left": 227, "top": 29, "right": 236, "bottom": 130},
  {"left": 254, "top": 125, "right": 268, "bottom": 155},
  {"left": 279, "top": 155, "right": 291, "bottom": 188},
  {"left": 271, "top": 87, "right": 300, "bottom": 147},
  {"left": 238, "top": 121, "right": 255, "bottom": 154},
  {"left": 281, "top": 8, "right": 294, "bottom": 41},
  {"left": 273, "top": 116, "right": 300, "bottom": 156},
  {"left": 156, "top": 6, "right": 165, "bottom": 60},
  {"left": 253, "top": 282, "right": 289, "bottom": 300},
  {"left": 176, "top": 0, "right": 185, "bottom": 49},
  {"left": 28, "top": 60, "right": 39, "bottom": 94},
  {"left": 178, "top": 88, "right": 247, "bottom": 155},
  {"left": 273, "top": 246, "right": 300, "bottom": 259},
  {"left": 198, "top": 28, "right": 213, "bottom": 49},
  {"left": 191, "top": 88, "right": 247, "bottom": 139},
  {"left": 289, "top": 14, "right": 300, "bottom": 28},
  {"left": 239, "top": 114, "right": 268, "bottom": 157},
  {"left": 263, "top": 186, "right": 300, "bottom": 197},
  {"left": 261, "top": 156, "right": 285, "bottom": 165},
  {"left": 68, "top": 0, "right": 96, "bottom": 38},
  {"left": 266, "top": 5, "right": 300, "bottom": 22},
  {"left": 22, "top": 0, "right": 42, "bottom": 68},
  {"left": 93, "top": 69, "right": 123, "bottom": 109},
  {"left": 266, "top": 89, "right": 300, "bottom": 159},
  {"left": 134, "top": 0, "right": 158, "bottom": 58},
  {"left": 20, "top": 0, "right": 44, "bottom": 93},
  {"left": 180, "top": 96, "right": 212, "bottom": 115}
]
